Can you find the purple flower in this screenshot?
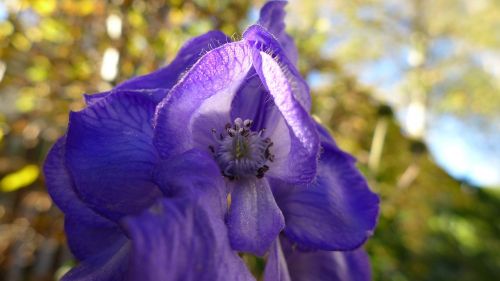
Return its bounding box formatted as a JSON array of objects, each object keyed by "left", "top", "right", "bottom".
[
  {"left": 153, "top": 1, "right": 379, "bottom": 255},
  {"left": 44, "top": 1, "right": 379, "bottom": 280}
]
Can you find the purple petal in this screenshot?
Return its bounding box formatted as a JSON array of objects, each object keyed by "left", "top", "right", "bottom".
[
  {"left": 263, "top": 239, "right": 291, "bottom": 281},
  {"left": 66, "top": 90, "right": 162, "bottom": 220},
  {"left": 227, "top": 179, "right": 285, "bottom": 256},
  {"left": 154, "top": 41, "right": 253, "bottom": 158},
  {"left": 153, "top": 149, "right": 226, "bottom": 216},
  {"left": 229, "top": 70, "right": 285, "bottom": 135},
  {"left": 61, "top": 241, "right": 130, "bottom": 281},
  {"left": 64, "top": 216, "right": 125, "bottom": 261},
  {"left": 123, "top": 198, "right": 254, "bottom": 281},
  {"left": 116, "top": 30, "right": 230, "bottom": 91},
  {"left": 244, "top": 25, "right": 310, "bottom": 111},
  {"left": 285, "top": 247, "right": 372, "bottom": 281},
  {"left": 248, "top": 39, "right": 319, "bottom": 184},
  {"left": 316, "top": 122, "right": 338, "bottom": 145},
  {"left": 44, "top": 138, "right": 103, "bottom": 221},
  {"left": 43, "top": 138, "right": 124, "bottom": 260},
  {"left": 258, "top": 0, "right": 299, "bottom": 65},
  {"left": 83, "top": 91, "right": 110, "bottom": 105},
  {"left": 272, "top": 142, "right": 380, "bottom": 251},
  {"left": 84, "top": 88, "right": 169, "bottom": 108},
  {"left": 229, "top": 70, "right": 272, "bottom": 131}
]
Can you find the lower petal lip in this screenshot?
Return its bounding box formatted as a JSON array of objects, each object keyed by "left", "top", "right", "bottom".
[{"left": 227, "top": 178, "right": 285, "bottom": 256}]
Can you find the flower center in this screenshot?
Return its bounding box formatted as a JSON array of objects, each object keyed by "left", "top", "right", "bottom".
[{"left": 209, "top": 118, "right": 274, "bottom": 180}]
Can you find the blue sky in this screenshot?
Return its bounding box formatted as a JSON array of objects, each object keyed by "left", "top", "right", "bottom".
[
  {"left": 301, "top": 12, "right": 500, "bottom": 187},
  {"left": 426, "top": 115, "right": 500, "bottom": 186},
  {"left": 342, "top": 55, "right": 500, "bottom": 187}
]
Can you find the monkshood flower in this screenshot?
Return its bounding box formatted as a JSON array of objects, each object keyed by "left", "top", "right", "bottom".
[
  {"left": 44, "top": 0, "right": 379, "bottom": 280},
  {"left": 153, "top": 2, "right": 380, "bottom": 256}
]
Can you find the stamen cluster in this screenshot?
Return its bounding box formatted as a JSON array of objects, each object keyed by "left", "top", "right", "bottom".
[{"left": 209, "top": 118, "right": 274, "bottom": 180}]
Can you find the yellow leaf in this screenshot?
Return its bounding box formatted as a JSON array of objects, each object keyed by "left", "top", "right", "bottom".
[
  {"left": 31, "top": 0, "right": 56, "bottom": 16},
  {"left": 1, "top": 165, "right": 40, "bottom": 192}
]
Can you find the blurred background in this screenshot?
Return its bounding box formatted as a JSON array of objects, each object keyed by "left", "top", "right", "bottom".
[{"left": 0, "top": 0, "right": 499, "bottom": 280}]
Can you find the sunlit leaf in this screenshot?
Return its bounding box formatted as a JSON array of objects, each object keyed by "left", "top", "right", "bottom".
[
  {"left": 30, "top": 0, "right": 57, "bottom": 16},
  {"left": 0, "top": 164, "right": 40, "bottom": 192},
  {"left": 0, "top": 21, "right": 14, "bottom": 39}
]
